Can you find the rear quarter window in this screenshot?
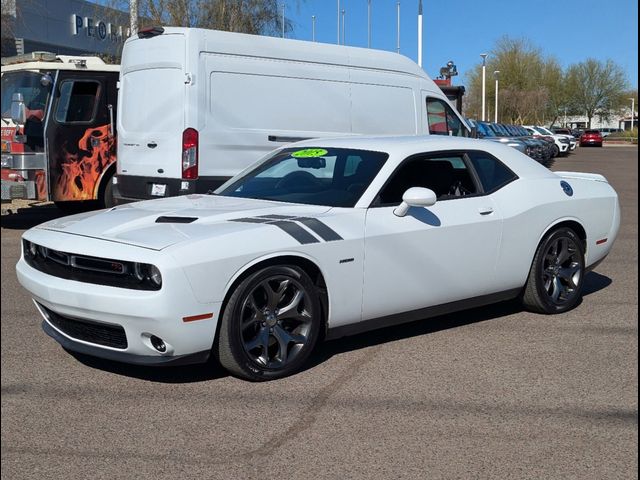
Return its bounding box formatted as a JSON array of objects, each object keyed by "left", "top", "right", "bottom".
[{"left": 468, "top": 151, "right": 518, "bottom": 193}]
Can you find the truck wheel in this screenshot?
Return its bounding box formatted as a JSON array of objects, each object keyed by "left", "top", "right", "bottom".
[{"left": 98, "top": 173, "right": 115, "bottom": 209}]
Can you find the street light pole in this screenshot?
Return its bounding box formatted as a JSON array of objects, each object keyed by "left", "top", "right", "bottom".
[
  {"left": 312, "top": 15, "right": 316, "bottom": 42},
  {"left": 367, "top": 0, "right": 372, "bottom": 48},
  {"left": 281, "top": 3, "right": 285, "bottom": 38},
  {"left": 480, "top": 53, "right": 487, "bottom": 122},
  {"left": 341, "top": 9, "right": 346, "bottom": 45},
  {"left": 630, "top": 98, "right": 636, "bottom": 131},
  {"left": 396, "top": 2, "right": 401, "bottom": 54},
  {"left": 130, "top": 0, "right": 138, "bottom": 36},
  {"left": 417, "top": 0, "right": 423, "bottom": 67},
  {"left": 337, "top": 0, "right": 340, "bottom": 44},
  {"left": 494, "top": 70, "right": 500, "bottom": 123}
]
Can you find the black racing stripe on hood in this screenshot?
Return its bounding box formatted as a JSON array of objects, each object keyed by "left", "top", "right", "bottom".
[
  {"left": 230, "top": 217, "right": 319, "bottom": 244},
  {"left": 294, "top": 217, "right": 343, "bottom": 242}
]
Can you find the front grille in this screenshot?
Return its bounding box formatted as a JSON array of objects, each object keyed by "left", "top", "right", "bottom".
[
  {"left": 42, "top": 305, "right": 128, "bottom": 349},
  {"left": 23, "top": 240, "right": 161, "bottom": 291}
]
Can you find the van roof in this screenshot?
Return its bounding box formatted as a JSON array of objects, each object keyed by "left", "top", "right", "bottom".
[{"left": 126, "top": 27, "right": 429, "bottom": 81}]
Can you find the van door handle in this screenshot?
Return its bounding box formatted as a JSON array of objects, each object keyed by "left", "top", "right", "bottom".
[
  {"left": 147, "top": 142, "right": 157, "bottom": 149},
  {"left": 478, "top": 207, "right": 494, "bottom": 215}
]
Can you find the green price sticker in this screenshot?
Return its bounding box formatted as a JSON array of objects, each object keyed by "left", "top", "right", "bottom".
[{"left": 291, "top": 148, "right": 328, "bottom": 158}]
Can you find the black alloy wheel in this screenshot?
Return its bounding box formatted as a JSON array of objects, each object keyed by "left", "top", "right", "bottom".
[
  {"left": 522, "top": 227, "right": 585, "bottom": 314},
  {"left": 217, "top": 265, "right": 321, "bottom": 381}
]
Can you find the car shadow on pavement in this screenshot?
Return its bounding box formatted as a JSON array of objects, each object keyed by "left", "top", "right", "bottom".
[
  {"left": 68, "top": 351, "right": 229, "bottom": 383},
  {"left": 307, "top": 271, "right": 613, "bottom": 372},
  {"left": 61, "top": 273, "right": 612, "bottom": 384},
  {"left": 1, "top": 204, "right": 64, "bottom": 230}
]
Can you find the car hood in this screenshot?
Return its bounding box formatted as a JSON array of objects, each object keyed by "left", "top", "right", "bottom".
[{"left": 36, "top": 195, "right": 333, "bottom": 250}]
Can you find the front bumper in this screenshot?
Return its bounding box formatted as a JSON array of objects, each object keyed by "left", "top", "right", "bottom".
[
  {"left": 42, "top": 320, "right": 210, "bottom": 366},
  {"left": 16, "top": 236, "right": 222, "bottom": 365}
]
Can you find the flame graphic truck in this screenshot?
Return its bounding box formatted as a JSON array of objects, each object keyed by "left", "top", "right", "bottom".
[{"left": 1, "top": 52, "right": 119, "bottom": 210}]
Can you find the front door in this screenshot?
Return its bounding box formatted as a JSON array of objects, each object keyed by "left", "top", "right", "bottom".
[{"left": 362, "top": 152, "right": 503, "bottom": 320}]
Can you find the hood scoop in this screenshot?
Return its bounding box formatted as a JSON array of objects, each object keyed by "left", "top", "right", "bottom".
[{"left": 155, "top": 216, "right": 198, "bottom": 224}]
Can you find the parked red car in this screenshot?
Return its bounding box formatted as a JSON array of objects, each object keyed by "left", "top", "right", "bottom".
[{"left": 580, "top": 130, "right": 603, "bottom": 147}]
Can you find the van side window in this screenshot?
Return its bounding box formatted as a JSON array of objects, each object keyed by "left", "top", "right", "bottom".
[
  {"left": 376, "top": 154, "right": 478, "bottom": 206},
  {"left": 467, "top": 151, "right": 518, "bottom": 193},
  {"left": 55, "top": 81, "right": 100, "bottom": 123},
  {"left": 426, "top": 98, "right": 466, "bottom": 137}
]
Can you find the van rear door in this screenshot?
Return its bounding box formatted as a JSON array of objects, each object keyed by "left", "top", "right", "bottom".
[{"left": 117, "top": 33, "right": 186, "bottom": 180}]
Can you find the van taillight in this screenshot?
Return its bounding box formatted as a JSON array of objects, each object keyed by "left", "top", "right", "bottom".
[{"left": 182, "top": 128, "right": 198, "bottom": 180}]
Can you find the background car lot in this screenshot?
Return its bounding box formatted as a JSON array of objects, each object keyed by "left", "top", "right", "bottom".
[{"left": 1, "top": 146, "right": 637, "bottom": 479}]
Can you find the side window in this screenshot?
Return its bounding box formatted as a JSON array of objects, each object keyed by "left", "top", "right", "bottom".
[
  {"left": 426, "top": 98, "right": 467, "bottom": 137},
  {"left": 377, "top": 154, "right": 478, "bottom": 206},
  {"left": 468, "top": 151, "right": 518, "bottom": 193},
  {"left": 55, "top": 81, "right": 100, "bottom": 123}
]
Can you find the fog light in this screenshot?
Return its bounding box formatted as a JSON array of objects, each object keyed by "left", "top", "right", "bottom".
[{"left": 150, "top": 335, "right": 166, "bottom": 353}]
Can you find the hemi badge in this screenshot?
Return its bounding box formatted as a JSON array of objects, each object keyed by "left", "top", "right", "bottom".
[
  {"left": 183, "top": 313, "right": 214, "bottom": 323},
  {"left": 596, "top": 238, "right": 608, "bottom": 245}
]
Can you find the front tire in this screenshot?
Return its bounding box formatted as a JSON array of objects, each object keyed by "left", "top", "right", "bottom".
[
  {"left": 216, "top": 265, "right": 322, "bottom": 381},
  {"left": 522, "top": 227, "right": 585, "bottom": 314}
]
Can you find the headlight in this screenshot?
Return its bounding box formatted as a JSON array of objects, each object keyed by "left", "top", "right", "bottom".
[
  {"left": 134, "top": 263, "right": 163, "bottom": 288},
  {"left": 25, "top": 240, "right": 38, "bottom": 257}
]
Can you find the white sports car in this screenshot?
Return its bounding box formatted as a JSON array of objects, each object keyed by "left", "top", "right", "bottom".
[{"left": 17, "top": 136, "right": 620, "bottom": 380}]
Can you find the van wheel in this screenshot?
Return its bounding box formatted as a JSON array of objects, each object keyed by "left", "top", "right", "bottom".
[
  {"left": 54, "top": 201, "right": 94, "bottom": 214},
  {"left": 216, "top": 265, "right": 322, "bottom": 381}
]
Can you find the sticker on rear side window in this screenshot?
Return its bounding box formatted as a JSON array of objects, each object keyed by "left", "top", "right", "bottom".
[{"left": 291, "top": 148, "right": 328, "bottom": 158}]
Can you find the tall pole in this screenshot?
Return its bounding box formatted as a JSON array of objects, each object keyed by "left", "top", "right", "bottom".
[
  {"left": 337, "top": 0, "right": 340, "bottom": 44},
  {"left": 281, "top": 3, "right": 285, "bottom": 38},
  {"left": 480, "top": 53, "right": 487, "bottom": 121},
  {"left": 341, "top": 9, "right": 346, "bottom": 45},
  {"left": 396, "top": 2, "right": 400, "bottom": 54},
  {"left": 630, "top": 98, "right": 636, "bottom": 131},
  {"left": 367, "top": 0, "right": 372, "bottom": 48},
  {"left": 130, "top": 0, "right": 138, "bottom": 36},
  {"left": 312, "top": 15, "right": 316, "bottom": 42},
  {"left": 417, "top": 0, "right": 423, "bottom": 67},
  {"left": 494, "top": 70, "right": 500, "bottom": 123},
  {"left": 564, "top": 107, "right": 567, "bottom": 126}
]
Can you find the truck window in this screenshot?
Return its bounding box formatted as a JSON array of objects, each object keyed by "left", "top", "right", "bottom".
[
  {"left": 55, "top": 81, "right": 100, "bottom": 123},
  {"left": 426, "top": 97, "right": 466, "bottom": 137}
]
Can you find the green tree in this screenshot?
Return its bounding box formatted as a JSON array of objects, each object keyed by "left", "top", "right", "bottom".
[
  {"left": 565, "top": 59, "right": 628, "bottom": 128},
  {"left": 464, "top": 36, "right": 566, "bottom": 124}
]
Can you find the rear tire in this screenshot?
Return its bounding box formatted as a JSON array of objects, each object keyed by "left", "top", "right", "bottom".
[
  {"left": 216, "top": 265, "right": 322, "bottom": 381},
  {"left": 522, "top": 227, "right": 585, "bottom": 314}
]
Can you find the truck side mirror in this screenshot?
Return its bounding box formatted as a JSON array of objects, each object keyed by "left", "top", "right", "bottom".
[{"left": 11, "top": 93, "right": 26, "bottom": 125}]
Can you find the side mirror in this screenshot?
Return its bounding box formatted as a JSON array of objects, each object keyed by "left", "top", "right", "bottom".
[
  {"left": 11, "top": 93, "right": 26, "bottom": 125},
  {"left": 393, "top": 187, "right": 437, "bottom": 217},
  {"left": 40, "top": 73, "right": 53, "bottom": 87}
]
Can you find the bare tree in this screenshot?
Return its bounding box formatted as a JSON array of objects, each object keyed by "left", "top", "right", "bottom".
[
  {"left": 1, "top": 0, "right": 16, "bottom": 56},
  {"left": 566, "top": 59, "right": 629, "bottom": 128},
  {"left": 113, "top": 0, "right": 303, "bottom": 36}
]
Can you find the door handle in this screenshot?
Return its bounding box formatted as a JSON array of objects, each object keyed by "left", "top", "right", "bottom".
[{"left": 478, "top": 207, "right": 494, "bottom": 215}]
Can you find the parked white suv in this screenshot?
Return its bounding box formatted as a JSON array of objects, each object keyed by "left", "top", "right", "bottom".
[{"left": 523, "top": 126, "right": 574, "bottom": 156}]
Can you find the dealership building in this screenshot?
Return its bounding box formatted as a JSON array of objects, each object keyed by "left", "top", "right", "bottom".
[{"left": 2, "top": 0, "right": 130, "bottom": 58}]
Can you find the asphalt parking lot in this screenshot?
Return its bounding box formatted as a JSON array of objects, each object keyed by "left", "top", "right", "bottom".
[{"left": 1, "top": 145, "right": 637, "bottom": 480}]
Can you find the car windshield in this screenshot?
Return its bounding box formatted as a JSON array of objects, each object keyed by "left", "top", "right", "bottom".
[
  {"left": 476, "top": 122, "right": 495, "bottom": 137},
  {"left": 534, "top": 126, "right": 553, "bottom": 135},
  {"left": 1, "top": 71, "right": 50, "bottom": 119},
  {"left": 217, "top": 147, "right": 388, "bottom": 208}
]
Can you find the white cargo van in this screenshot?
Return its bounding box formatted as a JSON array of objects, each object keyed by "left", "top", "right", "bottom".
[{"left": 114, "top": 26, "right": 469, "bottom": 203}]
